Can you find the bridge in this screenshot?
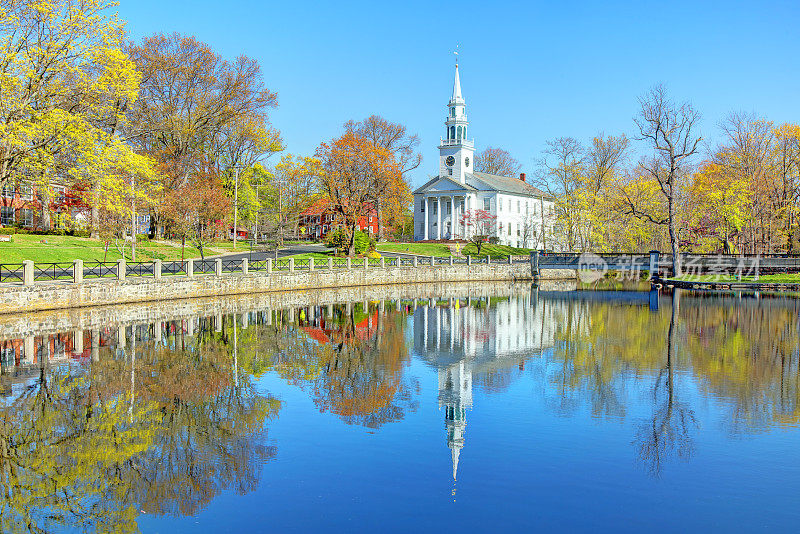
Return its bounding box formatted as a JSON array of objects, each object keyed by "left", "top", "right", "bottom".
[{"left": 530, "top": 251, "right": 800, "bottom": 280}]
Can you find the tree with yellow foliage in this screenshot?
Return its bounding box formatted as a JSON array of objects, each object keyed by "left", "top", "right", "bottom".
[{"left": 0, "top": 0, "right": 160, "bottom": 240}]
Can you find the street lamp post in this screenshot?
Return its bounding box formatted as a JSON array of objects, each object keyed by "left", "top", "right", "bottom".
[{"left": 233, "top": 165, "right": 240, "bottom": 250}]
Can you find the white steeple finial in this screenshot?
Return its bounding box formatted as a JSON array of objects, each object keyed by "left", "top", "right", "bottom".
[
  {"left": 452, "top": 47, "right": 462, "bottom": 102},
  {"left": 451, "top": 444, "right": 461, "bottom": 480}
]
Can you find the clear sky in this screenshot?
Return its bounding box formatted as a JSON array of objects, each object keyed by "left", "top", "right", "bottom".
[{"left": 117, "top": 0, "right": 800, "bottom": 188}]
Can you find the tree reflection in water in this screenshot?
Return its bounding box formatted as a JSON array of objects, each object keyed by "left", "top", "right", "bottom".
[
  {"left": 0, "top": 318, "right": 280, "bottom": 533},
  {"left": 634, "top": 290, "right": 697, "bottom": 477},
  {"left": 0, "top": 287, "right": 798, "bottom": 530}
]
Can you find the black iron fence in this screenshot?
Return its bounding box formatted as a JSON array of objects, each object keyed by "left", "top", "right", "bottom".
[{"left": 1, "top": 251, "right": 536, "bottom": 286}]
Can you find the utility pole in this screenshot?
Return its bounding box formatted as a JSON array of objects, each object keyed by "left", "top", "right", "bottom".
[
  {"left": 233, "top": 165, "right": 239, "bottom": 250},
  {"left": 131, "top": 174, "right": 136, "bottom": 261}
]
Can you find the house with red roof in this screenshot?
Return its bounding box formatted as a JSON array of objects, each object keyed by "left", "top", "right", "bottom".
[{"left": 298, "top": 198, "right": 379, "bottom": 240}]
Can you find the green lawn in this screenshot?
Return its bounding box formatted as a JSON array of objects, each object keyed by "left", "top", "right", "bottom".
[
  {"left": 462, "top": 243, "right": 533, "bottom": 258},
  {"left": 0, "top": 234, "right": 241, "bottom": 263},
  {"left": 673, "top": 273, "right": 800, "bottom": 283},
  {"left": 375, "top": 242, "right": 533, "bottom": 258},
  {"left": 376, "top": 242, "right": 453, "bottom": 256}
]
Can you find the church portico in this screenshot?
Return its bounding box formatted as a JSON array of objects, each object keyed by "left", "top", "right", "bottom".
[{"left": 421, "top": 192, "right": 472, "bottom": 240}]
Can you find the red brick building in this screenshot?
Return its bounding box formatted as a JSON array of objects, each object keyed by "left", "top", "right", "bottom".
[
  {"left": 298, "top": 198, "right": 379, "bottom": 240},
  {"left": 0, "top": 182, "right": 75, "bottom": 230}
]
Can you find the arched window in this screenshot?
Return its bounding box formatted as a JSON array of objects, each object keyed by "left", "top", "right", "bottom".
[
  {"left": 449, "top": 126, "right": 455, "bottom": 140},
  {"left": 450, "top": 107, "right": 455, "bottom": 117},
  {"left": 457, "top": 126, "right": 462, "bottom": 139},
  {"left": 463, "top": 127, "right": 467, "bottom": 139}
]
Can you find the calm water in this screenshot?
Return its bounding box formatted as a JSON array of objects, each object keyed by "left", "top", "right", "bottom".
[{"left": 1, "top": 286, "right": 800, "bottom": 532}]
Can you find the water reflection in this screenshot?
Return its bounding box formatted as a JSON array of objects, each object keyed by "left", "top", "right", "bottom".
[{"left": 0, "top": 285, "right": 798, "bottom": 531}]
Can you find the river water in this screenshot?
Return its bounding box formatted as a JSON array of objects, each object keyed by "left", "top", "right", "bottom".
[{"left": 0, "top": 284, "right": 799, "bottom": 532}]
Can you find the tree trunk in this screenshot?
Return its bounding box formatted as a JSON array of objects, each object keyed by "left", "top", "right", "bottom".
[
  {"left": 668, "top": 193, "right": 681, "bottom": 276},
  {"left": 347, "top": 222, "right": 356, "bottom": 257}
]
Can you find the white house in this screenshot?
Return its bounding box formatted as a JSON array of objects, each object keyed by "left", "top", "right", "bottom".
[{"left": 413, "top": 62, "right": 560, "bottom": 249}]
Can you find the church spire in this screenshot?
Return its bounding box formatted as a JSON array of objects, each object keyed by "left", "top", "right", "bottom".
[{"left": 452, "top": 63, "right": 463, "bottom": 103}]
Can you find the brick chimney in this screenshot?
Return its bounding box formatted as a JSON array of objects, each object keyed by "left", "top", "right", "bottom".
[{"left": 519, "top": 172, "right": 526, "bottom": 182}]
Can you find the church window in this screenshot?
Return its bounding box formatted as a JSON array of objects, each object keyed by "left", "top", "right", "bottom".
[
  {"left": 447, "top": 201, "right": 451, "bottom": 215},
  {"left": 484, "top": 198, "right": 490, "bottom": 211},
  {"left": 449, "top": 126, "right": 455, "bottom": 139},
  {"left": 463, "top": 127, "right": 467, "bottom": 138},
  {"left": 421, "top": 201, "right": 425, "bottom": 213},
  {"left": 450, "top": 107, "right": 455, "bottom": 117},
  {"left": 448, "top": 168, "right": 452, "bottom": 176},
  {"left": 433, "top": 202, "right": 437, "bottom": 215},
  {"left": 456, "top": 126, "right": 462, "bottom": 139}
]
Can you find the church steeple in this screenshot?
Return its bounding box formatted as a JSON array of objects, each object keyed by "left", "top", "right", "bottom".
[
  {"left": 439, "top": 60, "right": 474, "bottom": 184},
  {"left": 452, "top": 63, "right": 463, "bottom": 103}
]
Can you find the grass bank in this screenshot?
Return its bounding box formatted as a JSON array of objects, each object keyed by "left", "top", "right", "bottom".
[
  {"left": 0, "top": 234, "right": 243, "bottom": 263},
  {"left": 376, "top": 242, "right": 532, "bottom": 258}
]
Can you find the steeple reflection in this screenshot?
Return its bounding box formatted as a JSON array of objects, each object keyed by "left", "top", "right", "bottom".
[{"left": 414, "top": 290, "right": 564, "bottom": 481}]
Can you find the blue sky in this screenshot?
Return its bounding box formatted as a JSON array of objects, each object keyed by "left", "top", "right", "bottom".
[{"left": 118, "top": 0, "right": 800, "bottom": 187}]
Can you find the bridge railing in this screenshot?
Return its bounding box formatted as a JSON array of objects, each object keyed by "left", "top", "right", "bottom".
[{"left": 534, "top": 251, "right": 800, "bottom": 278}]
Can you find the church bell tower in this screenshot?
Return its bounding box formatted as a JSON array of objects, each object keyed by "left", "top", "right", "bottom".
[{"left": 439, "top": 60, "right": 474, "bottom": 184}]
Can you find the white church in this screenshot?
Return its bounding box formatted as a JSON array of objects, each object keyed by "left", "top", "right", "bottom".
[{"left": 413, "top": 63, "right": 559, "bottom": 249}]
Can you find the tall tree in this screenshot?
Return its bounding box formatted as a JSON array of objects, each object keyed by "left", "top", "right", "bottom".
[
  {"left": 0, "top": 0, "right": 158, "bottom": 237},
  {"left": 473, "top": 147, "right": 522, "bottom": 176},
  {"left": 623, "top": 85, "right": 701, "bottom": 275},
  {"left": 317, "top": 132, "right": 401, "bottom": 256},
  {"left": 344, "top": 116, "right": 418, "bottom": 239},
  {"left": 127, "top": 33, "right": 278, "bottom": 236}
]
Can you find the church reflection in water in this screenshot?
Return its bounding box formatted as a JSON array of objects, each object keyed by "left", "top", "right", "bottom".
[{"left": 412, "top": 290, "right": 568, "bottom": 480}]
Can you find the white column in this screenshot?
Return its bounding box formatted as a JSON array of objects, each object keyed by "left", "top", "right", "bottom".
[
  {"left": 464, "top": 196, "right": 470, "bottom": 238},
  {"left": 436, "top": 197, "right": 442, "bottom": 239},
  {"left": 450, "top": 195, "right": 455, "bottom": 239},
  {"left": 424, "top": 197, "right": 429, "bottom": 240},
  {"left": 423, "top": 305, "right": 428, "bottom": 348}
]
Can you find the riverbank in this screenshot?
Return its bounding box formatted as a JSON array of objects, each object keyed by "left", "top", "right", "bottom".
[{"left": 0, "top": 260, "right": 576, "bottom": 314}]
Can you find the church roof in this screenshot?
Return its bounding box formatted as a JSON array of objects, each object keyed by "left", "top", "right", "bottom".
[
  {"left": 413, "top": 176, "right": 477, "bottom": 194},
  {"left": 469, "top": 172, "right": 553, "bottom": 199}
]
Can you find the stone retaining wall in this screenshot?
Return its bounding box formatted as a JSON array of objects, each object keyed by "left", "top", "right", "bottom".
[
  {"left": 0, "top": 262, "right": 576, "bottom": 315},
  {"left": 0, "top": 279, "right": 579, "bottom": 340}
]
